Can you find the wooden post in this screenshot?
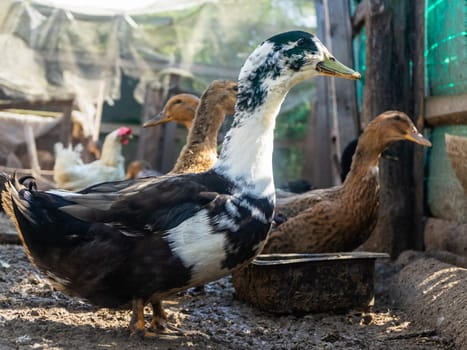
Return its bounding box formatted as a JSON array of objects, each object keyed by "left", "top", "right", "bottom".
[
  {"left": 159, "top": 123, "right": 177, "bottom": 172},
  {"left": 322, "top": 0, "right": 360, "bottom": 181},
  {"left": 304, "top": 0, "right": 359, "bottom": 188},
  {"left": 92, "top": 80, "right": 106, "bottom": 142},
  {"left": 59, "top": 99, "right": 73, "bottom": 146},
  {"left": 137, "top": 83, "right": 165, "bottom": 169},
  {"left": 411, "top": 0, "right": 426, "bottom": 251},
  {"left": 137, "top": 75, "right": 182, "bottom": 173},
  {"left": 303, "top": 0, "right": 333, "bottom": 188},
  {"left": 361, "top": 0, "right": 419, "bottom": 257}
]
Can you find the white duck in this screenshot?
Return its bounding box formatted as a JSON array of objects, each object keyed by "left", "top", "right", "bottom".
[{"left": 0, "top": 31, "right": 360, "bottom": 337}]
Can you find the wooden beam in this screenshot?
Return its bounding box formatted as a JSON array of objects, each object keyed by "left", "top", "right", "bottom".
[
  {"left": 361, "top": 0, "right": 392, "bottom": 127},
  {"left": 304, "top": 0, "right": 359, "bottom": 188},
  {"left": 361, "top": 0, "right": 418, "bottom": 257},
  {"left": 137, "top": 82, "right": 165, "bottom": 169},
  {"left": 411, "top": 0, "right": 426, "bottom": 251},
  {"left": 302, "top": 0, "right": 333, "bottom": 188},
  {"left": 137, "top": 75, "right": 185, "bottom": 173},
  {"left": 59, "top": 101, "right": 72, "bottom": 145},
  {"left": 425, "top": 94, "right": 467, "bottom": 126},
  {"left": 159, "top": 75, "right": 180, "bottom": 173},
  {"left": 323, "top": 0, "right": 360, "bottom": 183},
  {"left": 160, "top": 122, "right": 177, "bottom": 173},
  {"left": 0, "top": 98, "right": 74, "bottom": 110},
  {"left": 100, "top": 122, "right": 142, "bottom": 136},
  {"left": 352, "top": 1, "right": 369, "bottom": 36},
  {"left": 0, "top": 97, "right": 74, "bottom": 145}
]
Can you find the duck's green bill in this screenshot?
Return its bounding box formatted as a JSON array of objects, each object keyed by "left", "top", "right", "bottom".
[{"left": 316, "top": 56, "right": 361, "bottom": 80}]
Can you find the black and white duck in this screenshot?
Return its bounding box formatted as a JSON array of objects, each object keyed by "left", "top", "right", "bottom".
[{"left": 0, "top": 31, "right": 360, "bottom": 337}]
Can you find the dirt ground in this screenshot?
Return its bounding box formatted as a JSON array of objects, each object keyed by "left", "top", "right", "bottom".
[{"left": 0, "top": 215, "right": 456, "bottom": 350}]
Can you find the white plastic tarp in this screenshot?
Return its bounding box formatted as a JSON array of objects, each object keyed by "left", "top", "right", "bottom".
[{"left": 0, "top": 0, "right": 316, "bottom": 137}]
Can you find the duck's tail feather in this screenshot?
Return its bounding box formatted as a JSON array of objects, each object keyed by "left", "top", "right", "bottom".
[
  {"left": 0, "top": 172, "right": 8, "bottom": 213},
  {"left": 1, "top": 172, "right": 17, "bottom": 219},
  {"left": 1, "top": 172, "right": 35, "bottom": 221},
  {"left": 1, "top": 172, "right": 50, "bottom": 264}
]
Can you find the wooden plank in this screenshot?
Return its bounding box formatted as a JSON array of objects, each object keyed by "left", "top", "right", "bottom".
[
  {"left": 137, "top": 75, "right": 186, "bottom": 173},
  {"left": 60, "top": 101, "right": 72, "bottom": 145},
  {"left": 411, "top": 0, "right": 426, "bottom": 251},
  {"left": 0, "top": 165, "right": 54, "bottom": 176},
  {"left": 425, "top": 94, "right": 467, "bottom": 126},
  {"left": 137, "top": 83, "right": 165, "bottom": 170},
  {"left": 158, "top": 75, "right": 181, "bottom": 173},
  {"left": 100, "top": 122, "right": 142, "bottom": 135},
  {"left": 160, "top": 122, "right": 177, "bottom": 173},
  {"left": 360, "top": 0, "right": 418, "bottom": 257},
  {"left": 274, "top": 139, "right": 305, "bottom": 148},
  {"left": 360, "top": 0, "right": 390, "bottom": 127},
  {"left": 0, "top": 98, "right": 74, "bottom": 146},
  {"left": 302, "top": 0, "right": 333, "bottom": 188},
  {"left": 0, "top": 98, "right": 74, "bottom": 110},
  {"left": 1, "top": 109, "right": 62, "bottom": 118},
  {"left": 92, "top": 80, "right": 106, "bottom": 141},
  {"left": 352, "top": 1, "right": 369, "bottom": 36},
  {"left": 323, "top": 0, "right": 360, "bottom": 169},
  {"left": 328, "top": 0, "right": 359, "bottom": 148}
]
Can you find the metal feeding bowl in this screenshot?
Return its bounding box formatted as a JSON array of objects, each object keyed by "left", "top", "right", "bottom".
[{"left": 232, "top": 252, "right": 389, "bottom": 315}]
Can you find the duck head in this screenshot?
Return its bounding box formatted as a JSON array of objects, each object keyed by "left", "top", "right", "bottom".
[
  {"left": 236, "top": 31, "right": 360, "bottom": 113},
  {"left": 368, "top": 111, "right": 432, "bottom": 148},
  {"left": 143, "top": 94, "right": 200, "bottom": 130},
  {"left": 203, "top": 80, "right": 238, "bottom": 115},
  {"left": 268, "top": 31, "right": 361, "bottom": 82}
]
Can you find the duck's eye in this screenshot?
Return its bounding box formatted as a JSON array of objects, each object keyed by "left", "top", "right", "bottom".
[
  {"left": 296, "top": 37, "right": 318, "bottom": 53},
  {"left": 394, "top": 115, "right": 402, "bottom": 121},
  {"left": 232, "top": 85, "right": 238, "bottom": 92},
  {"left": 297, "top": 38, "right": 308, "bottom": 47},
  {"left": 174, "top": 99, "right": 182, "bottom": 104}
]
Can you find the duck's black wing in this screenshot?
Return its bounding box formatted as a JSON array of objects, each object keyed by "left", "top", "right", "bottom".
[{"left": 52, "top": 171, "right": 228, "bottom": 230}]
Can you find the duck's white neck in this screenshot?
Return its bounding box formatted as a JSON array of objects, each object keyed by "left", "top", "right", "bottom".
[
  {"left": 212, "top": 39, "right": 315, "bottom": 198},
  {"left": 214, "top": 86, "right": 288, "bottom": 198}
]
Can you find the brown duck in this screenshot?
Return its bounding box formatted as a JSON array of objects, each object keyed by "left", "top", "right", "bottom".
[
  {"left": 145, "top": 93, "right": 200, "bottom": 130},
  {"left": 144, "top": 80, "right": 237, "bottom": 175},
  {"left": 127, "top": 82, "right": 236, "bottom": 182},
  {"left": 125, "top": 94, "right": 201, "bottom": 180},
  {"left": 262, "top": 111, "right": 432, "bottom": 254}
]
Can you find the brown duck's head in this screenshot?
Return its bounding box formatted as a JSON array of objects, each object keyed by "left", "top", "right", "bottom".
[
  {"left": 367, "top": 111, "right": 432, "bottom": 148},
  {"left": 143, "top": 93, "right": 200, "bottom": 130},
  {"left": 203, "top": 80, "right": 238, "bottom": 115}
]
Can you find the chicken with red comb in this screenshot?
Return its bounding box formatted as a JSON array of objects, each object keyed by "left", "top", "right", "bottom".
[{"left": 53, "top": 127, "right": 132, "bottom": 191}]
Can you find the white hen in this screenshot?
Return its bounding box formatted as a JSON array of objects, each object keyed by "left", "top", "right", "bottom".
[{"left": 53, "top": 127, "right": 132, "bottom": 191}]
